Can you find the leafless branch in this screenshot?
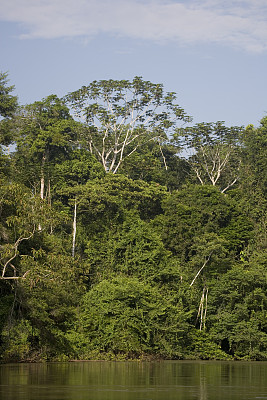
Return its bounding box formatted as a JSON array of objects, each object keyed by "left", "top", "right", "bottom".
[
  {"left": 1, "top": 230, "right": 35, "bottom": 279},
  {"left": 190, "top": 253, "right": 212, "bottom": 287}
]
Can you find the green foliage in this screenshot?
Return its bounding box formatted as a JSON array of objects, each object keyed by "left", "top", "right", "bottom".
[
  {"left": 209, "top": 263, "right": 267, "bottom": 360},
  {"left": 0, "top": 72, "right": 18, "bottom": 181},
  {"left": 11, "top": 95, "right": 81, "bottom": 194},
  {"left": 54, "top": 149, "right": 104, "bottom": 190},
  {"left": 0, "top": 71, "right": 18, "bottom": 120},
  {"left": 0, "top": 236, "right": 85, "bottom": 361},
  {"left": 78, "top": 174, "right": 167, "bottom": 231},
  {"left": 64, "top": 77, "right": 191, "bottom": 173},
  {"left": 85, "top": 211, "right": 172, "bottom": 283},
  {"left": 1, "top": 319, "right": 32, "bottom": 362},
  {"left": 119, "top": 142, "right": 190, "bottom": 190},
  {"left": 188, "top": 330, "right": 231, "bottom": 360},
  {"left": 154, "top": 185, "right": 252, "bottom": 264},
  {"left": 242, "top": 118, "right": 267, "bottom": 196},
  {"left": 70, "top": 276, "right": 189, "bottom": 359},
  {"left": 0, "top": 182, "right": 58, "bottom": 280},
  {"left": 0, "top": 291, "right": 13, "bottom": 333},
  {"left": 1, "top": 81, "right": 267, "bottom": 362},
  {"left": 173, "top": 122, "right": 243, "bottom": 192}
]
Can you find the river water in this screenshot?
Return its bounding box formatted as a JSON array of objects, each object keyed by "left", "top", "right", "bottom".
[{"left": 1, "top": 360, "right": 267, "bottom": 400}]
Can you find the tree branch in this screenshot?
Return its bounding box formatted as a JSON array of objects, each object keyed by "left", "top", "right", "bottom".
[
  {"left": 1, "top": 231, "right": 35, "bottom": 279},
  {"left": 190, "top": 253, "right": 212, "bottom": 287}
]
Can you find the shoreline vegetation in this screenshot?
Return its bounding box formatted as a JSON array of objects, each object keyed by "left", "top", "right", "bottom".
[{"left": 1, "top": 74, "right": 267, "bottom": 363}]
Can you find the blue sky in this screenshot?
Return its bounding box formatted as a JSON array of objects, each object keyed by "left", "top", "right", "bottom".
[{"left": 1, "top": 0, "right": 267, "bottom": 127}]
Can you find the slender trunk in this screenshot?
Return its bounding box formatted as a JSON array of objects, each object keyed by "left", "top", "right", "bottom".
[
  {"left": 158, "top": 142, "right": 168, "bottom": 171},
  {"left": 39, "top": 169, "right": 45, "bottom": 231},
  {"left": 190, "top": 254, "right": 212, "bottom": 287},
  {"left": 39, "top": 152, "right": 47, "bottom": 230},
  {"left": 203, "top": 287, "right": 208, "bottom": 330},
  {"left": 47, "top": 179, "right": 51, "bottom": 205},
  {"left": 47, "top": 179, "right": 53, "bottom": 234},
  {"left": 40, "top": 151, "right": 47, "bottom": 200},
  {"left": 196, "top": 287, "right": 208, "bottom": 331},
  {"left": 40, "top": 175, "right": 45, "bottom": 200},
  {"left": 197, "top": 289, "right": 205, "bottom": 331},
  {"left": 72, "top": 197, "right": 77, "bottom": 258}
]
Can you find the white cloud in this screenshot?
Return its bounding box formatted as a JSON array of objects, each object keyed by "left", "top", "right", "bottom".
[{"left": 1, "top": 0, "right": 267, "bottom": 52}]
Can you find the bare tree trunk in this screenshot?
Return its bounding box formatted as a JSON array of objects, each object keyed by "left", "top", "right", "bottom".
[
  {"left": 158, "top": 141, "right": 168, "bottom": 171},
  {"left": 190, "top": 253, "right": 212, "bottom": 287},
  {"left": 72, "top": 198, "right": 77, "bottom": 258},
  {"left": 197, "top": 289, "right": 205, "bottom": 331},
  {"left": 39, "top": 155, "right": 46, "bottom": 231},
  {"left": 39, "top": 172, "right": 45, "bottom": 231},
  {"left": 47, "top": 179, "right": 51, "bottom": 205},
  {"left": 40, "top": 152, "right": 47, "bottom": 200},
  {"left": 1, "top": 233, "right": 34, "bottom": 280},
  {"left": 40, "top": 175, "right": 45, "bottom": 200},
  {"left": 203, "top": 287, "right": 208, "bottom": 330},
  {"left": 46, "top": 179, "right": 54, "bottom": 234},
  {"left": 196, "top": 287, "right": 208, "bottom": 331}
]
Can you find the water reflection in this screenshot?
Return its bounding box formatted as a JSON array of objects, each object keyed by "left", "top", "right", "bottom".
[{"left": 1, "top": 361, "right": 267, "bottom": 400}]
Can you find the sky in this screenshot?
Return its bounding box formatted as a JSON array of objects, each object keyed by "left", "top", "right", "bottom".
[{"left": 1, "top": 0, "right": 267, "bottom": 128}]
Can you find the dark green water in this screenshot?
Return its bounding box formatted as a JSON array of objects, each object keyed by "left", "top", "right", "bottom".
[{"left": 1, "top": 360, "right": 267, "bottom": 400}]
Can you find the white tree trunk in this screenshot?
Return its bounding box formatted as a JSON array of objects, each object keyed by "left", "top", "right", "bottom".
[
  {"left": 40, "top": 175, "right": 45, "bottom": 200},
  {"left": 72, "top": 198, "right": 77, "bottom": 258},
  {"left": 39, "top": 173, "right": 45, "bottom": 231}
]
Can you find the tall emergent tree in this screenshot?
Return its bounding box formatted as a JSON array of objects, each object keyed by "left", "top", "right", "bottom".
[
  {"left": 242, "top": 117, "right": 267, "bottom": 196},
  {"left": 13, "top": 95, "right": 79, "bottom": 200},
  {"left": 0, "top": 72, "right": 18, "bottom": 177},
  {"left": 173, "top": 122, "right": 243, "bottom": 193},
  {"left": 64, "top": 77, "right": 191, "bottom": 173},
  {"left": 0, "top": 72, "right": 18, "bottom": 121}
]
